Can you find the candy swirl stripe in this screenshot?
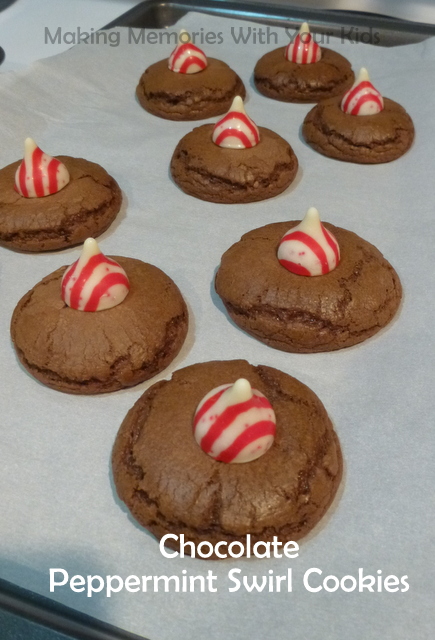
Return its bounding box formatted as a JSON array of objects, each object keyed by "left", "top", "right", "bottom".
[
  {"left": 285, "top": 33, "right": 321, "bottom": 64},
  {"left": 199, "top": 400, "right": 271, "bottom": 453},
  {"left": 213, "top": 112, "right": 260, "bottom": 148},
  {"left": 341, "top": 80, "right": 383, "bottom": 115},
  {"left": 62, "top": 254, "right": 130, "bottom": 312},
  {"left": 214, "top": 421, "right": 275, "bottom": 464},
  {"left": 16, "top": 147, "right": 67, "bottom": 198},
  {"left": 168, "top": 43, "right": 207, "bottom": 73},
  {"left": 279, "top": 227, "right": 339, "bottom": 276},
  {"left": 194, "top": 386, "right": 227, "bottom": 423},
  {"left": 193, "top": 387, "right": 275, "bottom": 463},
  {"left": 16, "top": 159, "right": 30, "bottom": 197}
]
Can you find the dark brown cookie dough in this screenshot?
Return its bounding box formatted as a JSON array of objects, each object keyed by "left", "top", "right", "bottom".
[
  {"left": 302, "top": 96, "right": 415, "bottom": 163},
  {"left": 215, "top": 222, "right": 402, "bottom": 353},
  {"left": 170, "top": 124, "right": 299, "bottom": 203},
  {"left": 112, "top": 359, "right": 342, "bottom": 556},
  {"left": 254, "top": 47, "right": 354, "bottom": 103},
  {"left": 10, "top": 257, "right": 188, "bottom": 394},
  {"left": 0, "top": 156, "right": 122, "bottom": 252},
  {"left": 136, "top": 58, "right": 246, "bottom": 121}
]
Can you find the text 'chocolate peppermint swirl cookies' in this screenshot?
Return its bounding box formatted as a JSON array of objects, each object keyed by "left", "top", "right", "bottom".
[
  {"left": 254, "top": 23, "right": 354, "bottom": 103},
  {"left": 136, "top": 30, "right": 245, "bottom": 120},
  {"left": 0, "top": 139, "right": 122, "bottom": 252},
  {"left": 11, "top": 239, "right": 188, "bottom": 394},
  {"left": 302, "top": 68, "right": 415, "bottom": 163},
  {"left": 215, "top": 210, "right": 402, "bottom": 353},
  {"left": 171, "top": 96, "right": 298, "bottom": 203},
  {"left": 112, "top": 360, "right": 343, "bottom": 557}
]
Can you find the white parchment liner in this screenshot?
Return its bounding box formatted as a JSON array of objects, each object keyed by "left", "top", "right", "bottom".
[{"left": 0, "top": 13, "right": 434, "bottom": 640}]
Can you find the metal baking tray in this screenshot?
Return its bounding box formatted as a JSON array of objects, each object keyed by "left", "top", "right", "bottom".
[
  {"left": 0, "top": 577, "right": 147, "bottom": 640},
  {"left": 1, "top": 1, "right": 433, "bottom": 639},
  {"left": 106, "top": 0, "right": 435, "bottom": 46}
]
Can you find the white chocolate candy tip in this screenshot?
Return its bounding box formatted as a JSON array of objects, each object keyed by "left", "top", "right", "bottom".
[
  {"left": 77, "top": 237, "right": 102, "bottom": 269},
  {"left": 61, "top": 239, "right": 130, "bottom": 312},
  {"left": 225, "top": 378, "right": 253, "bottom": 404},
  {"left": 177, "top": 28, "right": 191, "bottom": 43},
  {"left": 357, "top": 67, "right": 370, "bottom": 82},
  {"left": 229, "top": 95, "right": 245, "bottom": 112},
  {"left": 299, "top": 22, "right": 310, "bottom": 33},
  {"left": 24, "top": 137, "right": 37, "bottom": 153},
  {"left": 193, "top": 380, "right": 276, "bottom": 464},
  {"left": 278, "top": 208, "right": 340, "bottom": 277},
  {"left": 299, "top": 207, "right": 322, "bottom": 232},
  {"left": 82, "top": 236, "right": 100, "bottom": 254},
  {"left": 305, "top": 207, "right": 320, "bottom": 222}
]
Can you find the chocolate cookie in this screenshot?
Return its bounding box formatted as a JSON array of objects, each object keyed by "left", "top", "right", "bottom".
[
  {"left": 10, "top": 257, "right": 188, "bottom": 394},
  {"left": 136, "top": 58, "right": 246, "bottom": 121},
  {"left": 302, "top": 96, "right": 415, "bottom": 163},
  {"left": 112, "top": 360, "right": 342, "bottom": 555},
  {"left": 0, "top": 156, "right": 122, "bottom": 252},
  {"left": 254, "top": 47, "right": 354, "bottom": 103},
  {"left": 215, "top": 221, "right": 402, "bottom": 353},
  {"left": 170, "top": 124, "right": 298, "bottom": 203}
]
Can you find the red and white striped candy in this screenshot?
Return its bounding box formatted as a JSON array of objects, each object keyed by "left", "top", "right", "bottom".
[
  {"left": 341, "top": 68, "right": 384, "bottom": 116},
  {"left": 168, "top": 30, "right": 207, "bottom": 74},
  {"left": 278, "top": 208, "right": 340, "bottom": 277},
  {"left": 193, "top": 378, "right": 276, "bottom": 464},
  {"left": 212, "top": 96, "right": 260, "bottom": 149},
  {"left": 14, "top": 138, "right": 70, "bottom": 198},
  {"left": 61, "top": 238, "right": 130, "bottom": 312},
  {"left": 285, "top": 22, "right": 321, "bottom": 64}
]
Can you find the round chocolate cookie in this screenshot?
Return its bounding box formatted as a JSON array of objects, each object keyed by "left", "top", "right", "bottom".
[
  {"left": 215, "top": 222, "right": 402, "bottom": 353},
  {"left": 254, "top": 47, "right": 354, "bottom": 103},
  {"left": 302, "top": 96, "right": 415, "bottom": 163},
  {"left": 170, "top": 124, "right": 299, "bottom": 203},
  {"left": 10, "top": 257, "right": 188, "bottom": 394},
  {"left": 112, "top": 359, "right": 342, "bottom": 555},
  {"left": 0, "top": 157, "right": 122, "bottom": 252},
  {"left": 136, "top": 58, "right": 246, "bottom": 121}
]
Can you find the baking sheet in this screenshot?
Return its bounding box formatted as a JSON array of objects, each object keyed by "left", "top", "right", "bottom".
[
  {"left": 0, "top": 12, "right": 434, "bottom": 640},
  {"left": 270, "top": 0, "right": 435, "bottom": 25}
]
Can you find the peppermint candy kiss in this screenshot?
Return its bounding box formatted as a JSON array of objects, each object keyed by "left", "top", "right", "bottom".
[
  {"left": 61, "top": 238, "right": 130, "bottom": 312},
  {"left": 15, "top": 138, "right": 70, "bottom": 198},
  {"left": 212, "top": 96, "right": 260, "bottom": 149},
  {"left": 193, "top": 378, "right": 276, "bottom": 464},
  {"left": 285, "top": 22, "right": 321, "bottom": 64},
  {"left": 168, "top": 30, "right": 207, "bottom": 74},
  {"left": 278, "top": 208, "right": 340, "bottom": 276},
  {"left": 341, "top": 68, "right": 384, "bottom": 116}
]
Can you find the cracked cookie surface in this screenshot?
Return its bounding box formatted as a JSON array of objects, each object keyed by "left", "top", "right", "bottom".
[
  {"left": 0, "top": 156, "right": 122, "bottom": 252},
  {"left": 112, "top": 360, "right": 342, "bottom": 556},
  {"left": 10, "top": 257, "right": 188, "bottom": 394},
  {"left": 254, "top": 47, "right": 354, "bottom": 103},
  {"left": 215, "top": 222, "right": 402, "bottom": 352},
  {"left": 136, "top": 58, "right": 246, "bottom": 120},
  {"left": 302, "top": 96, "right": 414, "bottom": 163},
  {"left": 170, "top": 124, "right": 298, "bottom": 203}
]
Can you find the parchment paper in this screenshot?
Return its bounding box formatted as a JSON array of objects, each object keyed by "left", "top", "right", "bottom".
[{"left": 0, "top": 13, "right": 434, "bottom": 640}]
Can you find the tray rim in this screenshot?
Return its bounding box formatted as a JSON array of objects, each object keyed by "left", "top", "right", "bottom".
[
  {"left": 0, "top": 577, "right": 149, "bottom": 640},
  {"left": 105, "top": 0, "right": 435, "bottom": 43}
]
